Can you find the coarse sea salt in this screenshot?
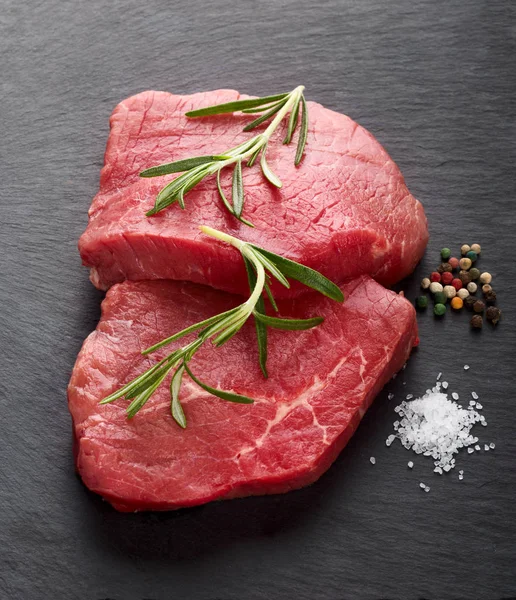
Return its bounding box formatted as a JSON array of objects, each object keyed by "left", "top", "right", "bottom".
[
  {"left": 390, "top": 385, "right": 486, "bottom": 473},
  {"left": 370, "top": 456, "right": 376, "bottom": 465}
]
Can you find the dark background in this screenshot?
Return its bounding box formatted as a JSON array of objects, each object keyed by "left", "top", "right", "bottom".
[{"left": 1, "top": 0, "right": 515, "bottom": 598}]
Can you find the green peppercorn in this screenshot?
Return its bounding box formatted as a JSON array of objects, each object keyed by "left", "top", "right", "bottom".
[
  {"left": 466, "top": 250, "right": 478, "bottom": 263},
  {"left": 473, "top": 300, "right": 485, "bottom": 313},
  {"left": 486, "top": 306, "right": 501, "bottom": 325},
  {"left": 416, "top": 295, "right": 428, "bottom": 309},
  {"left": 469, "top": 268, "right": 480, "bottom": 280},
  {"left": 434, "top": 303, "right": 446, "bottom": 316},
  {"left": 464, "top": 296, "right": 477, "bottom": 310},
  {"left": 470, "top": 314, "right": 483, "bottom": 329},
  {"left": 484, "top": 290, "right": 497, "bottom": 305},
  {"left": 441, "top": 248, "right": 451, "bottom": 260},
  {"left": 433, "top": 291, "right": 447, "bottom": 304}
]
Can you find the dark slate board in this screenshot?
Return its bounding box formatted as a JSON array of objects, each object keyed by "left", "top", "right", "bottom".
[{"left": 1, "top": 0, "right": 515, "bottom": 598}]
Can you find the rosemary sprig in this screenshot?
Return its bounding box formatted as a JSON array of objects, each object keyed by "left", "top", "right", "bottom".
[
  {"left": 140, "top": 86, "right": 308, "bottom": 225},
  {"left": 100, "top": 225, "right": 343, "bottom": 428}
]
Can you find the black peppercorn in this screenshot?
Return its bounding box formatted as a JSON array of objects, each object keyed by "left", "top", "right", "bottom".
[
  {"left": 473, "top": 300, "right": 485, "bottom": 313},
  {"left": 484, "top": 290, "right": 497, "bottom": 305},
  {"left": 486, "top": 306, "right": 502, "bottom": 325},
  {"left": 437, "top": 262, "right": 453, "bottom": 274},
  {"left": 470, "top": 314, "right": 483, "bottom": 329},
  {"left": 464, "top": 296, "right": 477, "bottom": 310},
  {"left": 459, "top": 271, "right": 472, "bottom": 285}
]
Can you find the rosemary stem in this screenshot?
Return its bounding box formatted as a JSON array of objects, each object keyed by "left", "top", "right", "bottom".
[{"left": 262, "top": 85, "right": 304, "bottom": 141}]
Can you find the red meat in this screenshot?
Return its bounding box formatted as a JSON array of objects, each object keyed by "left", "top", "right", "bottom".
[
  {"left": 68, "top": 276, "right": 418, "bottom": 511},
  {"left": 79, "top": 90, "right": 428, "bottom": 296}
]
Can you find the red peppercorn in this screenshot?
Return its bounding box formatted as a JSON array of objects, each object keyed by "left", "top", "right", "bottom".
[
  {"left": 431, "top": 272, "right": 441, "bottom": 283},
  {"left": 451, "top": 278, "right": 463, "bottom": 291},
  {"left": 449, "top": 257, "right": 459, "bottom": 269},
  {"left": 441, "top": 272, "right": 454, "bottom": 285}
]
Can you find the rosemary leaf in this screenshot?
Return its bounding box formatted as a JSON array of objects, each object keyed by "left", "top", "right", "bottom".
[
  {"left": 294, "top": 95, "right": 308, "bottom": 166},
  {"left": 253, "top": 312, "right": 324, "bottom": 331},
  {"left": 185, "top": 93, "right": 289, "bottom": 117},
  {"left": 170, "top": 365, "right": 187, "bottom": 428},
  {"left": 243, "top": 99, "right": 288, "bottom": 132},
  {"left": 142, "top": 306, "right": 241, "bottom": 354},
  {"left": 126, "top": 369, "right": 169, "bottom": 418},
  {"left": 264, "top": 281, "right": 279, "bottom": 312},
  {"left": 232, "top": 160, "right": 244, "bottom": 217},
  {"left": 245, "top": 257, "right": 268, "bottom": 377},
  {"left": 283, "top": 97, "right": 301, "bottom": 145},
  {"left": 260, "top": 148, "right": 282, "bottom": 188},
  {"left": 250, "top": 249, "right": 290, "bottom": 289},
  {"left": 240, "top": 100, "right": 286, "bottom": 114},
  {"left": 140, "top": 156, "right": 226, "bottom": 178},
  {"left": 251, "top": 246, "right": 344, "bottom": 302},
  {"left": 216, "top": 170, "right": 255, "bottom": 227},
  {"left": 247, "top": 146, "right": 262, "bottom": 168},
  {"left": 184, "top": 363, "right": 254, "bottom": 404}
]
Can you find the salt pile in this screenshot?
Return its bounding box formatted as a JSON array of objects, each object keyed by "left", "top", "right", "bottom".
[{"left": 392, "top": 383, "right": 486, "bottom": 473}]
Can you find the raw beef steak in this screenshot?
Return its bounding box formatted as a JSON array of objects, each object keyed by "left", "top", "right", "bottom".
[
  {"left": 79, "top": 90, "right": 428, "bottom": 296},
  {"left": 68, "top": 276, "right": 418, "bottom": 512}
]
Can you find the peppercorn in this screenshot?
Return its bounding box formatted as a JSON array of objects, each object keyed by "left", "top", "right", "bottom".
[
  {"left": 461, "top": 244, "right": 471, "bottom": 256},
  {"left": 416, "top": 295, "right": 428, "bottom": 309},
  {"left": 451, "top": 278, "right": 463, "bottom": 291},
  {"left": 469, "top": 268, "right": 480, "bottom": 280},
  {"left": 486, "top": 306, "right": 501, "bottom": 325},
  {"left": 464, "top": 296, "right": 477, "bottom": 310},
  {"left": 459, "top": 271, "right": 472, "bottom": 285},
  {"left": 429, "top": 282, "right": 443, "bottom": 294},
  {"left": 434, "top": 303, "right": 446, "bottom": 316},
  {"left": 470, "top": 243, "right": 481, "bottom": 254},
  {"left": 467, "top": 282, "right": 478, "bottom": 294},
  {"left": 449, "top": 257, "right": 459, "bottom": 270},
  {"left": 430, "top": 272, "right": 441, "bottom": 283},
  {"left": 457, "top": 288, "right": 470, "bottom": 300},
  {"left": 484, "top": 290, "right": 497, "bottom": 305},
  {"left": 443, "top": 285, "right": 456, "bottom": 299},
  {"left": 473, "top": 300, "right": 485, "bottom": 313},
  {"left": 466, "top": 250, "right": 478, "bottom": 263},
  {"left": 441, "top": 272, "right": 454, "bottom": 285},
  {"left": 479, "top": 272, "right": 492, "bottom": 284},
  {"left": 459, "top": 257, "right": 472, "bottom": 270},
  {"left": 439, "top": 262, "right": 453, "bottom": 273},
  {"left": 434, "top": 291, "right": 447, "bottom": 304},
  {"left": 482, "top": 284, "right": 492, "bottom": 294},
  {"left": 441, "top": 247, "right": 451, "bottom": 260},
  {"left": 421, "top": 277, "right": 431, "bottom": 290},
  {"left": 470, "top": 314, "right": 483, "bottom": 329},
  {"left": 451, "top": 297, "right": 463, "bottom": 310}
]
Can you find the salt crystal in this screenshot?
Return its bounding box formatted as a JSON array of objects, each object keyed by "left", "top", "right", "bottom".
[
  {"left": 389, "top": 386, "right": 486, "bottom": 473},
  {"left": 419, "top": 482, "right": 426, "bottom": 489},
  {"left": 472, "top": 392, "right": 479, "bottom": 400},
  {"left": 370, "top": 456, "right": 376, "bottom": 465},
  {"left": 388, "top": 393, "right": 395, "bottom": 400},
  {"left": 408, "top": 461, "right": 414, "bottom": 469},
  {"left": 489, "top": 443, "right": 495, "bottom": 449},
  {"left": 436, "top": 372, "right": 442, "bottom": 381},
  {"left": 464, "top": 365, "right": 470, "bottom": 370},
  {"left": 403, "top": 381, "right": 407, "bottom": 386},
  {"left": 459, "top": 470, "right": 464, "bottom": 475},
  {"left": 484, "top": 444, "right": 490, "bottom": 451},
  {"left": 424, "top": 486, "right": 430, "bottom": 492},
  {"left": 475, "top": 444, "right": 481, "bottom": 451},
  {"left": 452, "top": 392, "right": 459, "bottom": 400},
  {"left": 406, "top": 394, "right": 413, "bottom": 400},
  {"left": 442, "top": 381, "right": 449, "bottom": 389},
  {"left": 385, "top": 434, "right": 395, "bottom": 447},
  {"left": 459, "top": 474, "right": 464, "bottom": 481},
  {"left": 402, "top": 363, "right": 407, "bottom": 370},
  {"left": 476, "top": 403, "right": 483, "bottom": 410},
  {"left": 469, "top": 400, "right": 476, "bottom": 406}
]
